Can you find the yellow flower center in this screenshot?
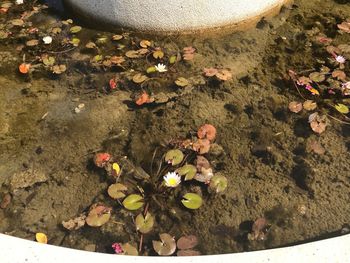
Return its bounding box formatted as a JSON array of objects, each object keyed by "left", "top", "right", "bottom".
[{"left": 168, "top": 178, "right": 177, "bottom": 186}]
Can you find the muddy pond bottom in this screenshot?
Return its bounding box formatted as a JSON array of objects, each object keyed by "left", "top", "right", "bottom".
[{"left": 0, "top": 0, "right": 350, "bottom": 256}]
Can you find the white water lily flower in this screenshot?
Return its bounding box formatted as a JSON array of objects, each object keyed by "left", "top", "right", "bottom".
[
  {"left": 16, "top": 0, "right": 24, "bottom": 5},
  {"left": 155, "top": 63, "right": 167, "bottom": 73},
  {"left": 43, "top": 36, "right": 53, "bottom": 45},
  {"left": 163, "top": 172, "right": 181, "bottom": 188}
]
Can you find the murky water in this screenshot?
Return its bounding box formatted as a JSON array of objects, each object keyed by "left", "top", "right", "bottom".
[{"left": 0, "top": 0, "right": 350, "bottom": 255}]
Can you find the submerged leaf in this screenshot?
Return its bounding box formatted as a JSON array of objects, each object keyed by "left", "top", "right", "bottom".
[
  {"left": 165, "top": 149, "right": 184, "bottom": 166},
  {"left": 152, "top": 233, "right": 176, "bottom": 256},
  {"left": 197, "top": 124, "right": 216, "bottom": 141},
  {"left": 122, "top": 194, "right": 144, "bottom": 210},
  {"left": 177, "top": 235, "right": 198, "bottom": 250},
  {"left": 175, "top": 77, "right": 189, "bottom": 87},
  {"left": 309, "top": 72, "right": 325, "bottom": 83},
  {"left": 209, "top": 175, "right": 228, "bottom": 193},
  {"left": 135, "top": 212, "right": 154, "bottom": 234},
  {"left": 181, "top": 193, "right": 203, "bottom": 209}
]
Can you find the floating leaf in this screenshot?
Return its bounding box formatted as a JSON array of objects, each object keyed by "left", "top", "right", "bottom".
[
  {"left": 303, "top": 100, "right": 317, "bottom": 111},
  {"left": 153, "top": 49, "right": 164, "bottom": 59},
  {"left": 288, "top": 101, "right": 303, "bottom": 113},
  {"left": 177, "top": 164, "right": 196, "bottom": 181},
  {"left": 112, "top": 162, "right": 121, "bottom": 176},
  {"left": 122, "top": 194, "right": 144, "bottom": 210},
  {"left": 175, "top": 77, "right": 189, "bottom": 87},
  {"left": 169, "top": 55, "right": 177, "bottom": 64},
  {"left": 177, "top": 235, "right": 198, "bottom": 250},
  {"left": 51, "top": 64, "right": 67, "bottom": 74},
  {"left": 135, "top": 212, "right": 154, "bottom": 234},
  {"left": 181, "top": 193, "right": 203, "bottom": 209},
  {"left": 93, "top": 54, "right": 103, "bottom": 62},
  {"left": 165, "top": 149, "right": 184, "bottom": 166},
  {"left": 146, "top": 66, "right": 157, "bottom": 73},
  {"left": 335, "top": 103, "right": 349, "bottom": 114},
  {"left": 112, "top": 35, "right": 123, "bottom": 41},
  {"left": 209, "top": 175, "right": 228, "bottom": 193},
  {"left": 86, "top": 204, "right": 111, "bottom": 227},
  {"left": 110, "top": 56, "right": 125, "bottom": 65},
  {"left": 70, "top": 37, "right": 80, "bottom": 46},
  {"left": 70, "top": 26, "right": 82, "bottom": 33},
  {"left": 309, "top": 72, "right": 325, "bottom": 83},
  {"left": 332, "top": 70, "right": 346, "bottom": 81},
  {"left": 216, "top": 69, "right": 232, "bottom": 81},
  {"left": 152, "top": 233, "right": 176, "bottom": 256},
  {"left": 11, "top": 19, "right": 24, "bottom": 26},
  {"left": 121, "top": 243, "right": 138, "bottom": 256},
  {"left": 132, "top": 73, "right": 148, "bottom": 84},
  {"left": 140, "top": 40, "right": 151, "bottom": 48},
  {"left": 197, "top": 124, "right": 216, "bottom": 141},
  {"left": 26, "top": 39, "right": 39, "bottom": 47},
  {"left": 42, "top": 56, "right": 55, "bottom": 66},
  {"left": 85, "top": 42, "right": 97, "bottom": 49},
  {"left": 107, "top": 183, "right": 127, "bottom": 199},
  {"left": 36, "top": 233, "right": 48, "bottom": 244},
  {"left": 310, "top": 120, "right": 326, "bottom": 134},
  {"left": 126, "top": 50, "right": 141, "bottom": 58},
  {"left": 19, "top": 63, "right": 30, "bottom": 74},
  {"left": 96, "top": 37, "right": 108, "bottom": 45},
  {"left": 203, "top": 68, "right": 218, "bottom": 77}
]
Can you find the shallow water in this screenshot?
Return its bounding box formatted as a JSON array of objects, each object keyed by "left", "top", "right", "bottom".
[{"left": 0, "top": 0, "right": 350, "bottom": 256}]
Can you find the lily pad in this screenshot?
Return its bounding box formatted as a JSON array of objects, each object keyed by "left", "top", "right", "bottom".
[
  {"left": 121, "top": 243, "right": 138, "bottom": 256},
  {"left": 209, "top": 175, "right": 228, "bottom": 193},
  {"left": 309, "top": 72, "right": 325, "bottom": 83},
  {"left": 177, "top": 164, "right": 196, "bottom": 181},
  {"left": 70, "top": 26, "right": 82, "bottom": 33},
  {"left": 107, "top": 183, "right": 127, "bottom": 199},
  {"left": 51, "top": 64, "right": 67, "bottom": 74},
  {"left": 175, "top": 77, "right": 189, "bottom": 87},
  {"left": 152, "top": 233, "right": 176, "bottom": 256},
  {"left": 135, "top": 212, "right": 154, "bottom": 234},
  {"left": 26, "top": 39, "right": 39, "bottom": 47},
  {"left": 86, "top": 204, "right": 111, "bottom": 227},
  {"left": 146, "top": 66, "right": 157, "bottom": 73},
  {"left": 335, "top": 103, "right": 349, "bottom": 114},
  {"left": 132, "top": 73, "right": 148, "bottom": 84},
  {"left": 181, "top": 193, "right": 203, "bottom": 210},
  {"left": 36, "top": 233, "right": 48, "bottom": 244},
  {"left": 140, "top": 40, "right": 151, "bottom": 48},
  {"left": 122, "top": 194, "right": 144, "bottom": 210},
  {"left": 153, "top": 49, "right": 164, "bottom": 59},
  {"left": 42, "top": 56, "right": 55, "bottom": 66},
  {"left": 165, "top": 149, "right": 184, "bottom": 166},
  {"left": 112, "top": 34, "right": 123, "bottom": 41},
  {"left": 177, "top": 235, "right": 198, "bottom": 250}
]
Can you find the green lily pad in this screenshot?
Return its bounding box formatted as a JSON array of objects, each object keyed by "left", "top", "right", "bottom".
[
  {"left": 70, "top": 37, "right": 80, "bottom": 46},
  {"left": 309, "top": 72, "right": 325, "bottom": 83},
  {"left": 70, "top": 26, "right": 82, "bottom": 34},
  {"left": 135, "top": 212, "right": 154, "bottom": 234},
  {"left": 107, "top": 183, "right": 127, "bottom": 199},
  {"left": 169, "top": 55, "right": 177, "bottom": 64},
  {"left": 86, "top": 204, "right": 111, "bottom": 227},
  {"left": 152, "top": 233, "right": 176, "bottom": 256},
  {"left": 177, "top": 164, "right": 196, "bottom": 181},
  {"left": 335, "top": 103, "right": 349, "bottom": 114},
  {"left": 43, "top": 56, "right": 55, "bottom": 66},
  {"left": 122, "top": 194, "right": 144, "bottom": 210},
  {"left": 209, "top": 175, "right": 228, "bottom": 193},
  {"left": 165, "top": 149, "right": 184, "bottom": 166},
  {"left": 146, "top": 66, "right": 157, "bottom": 73},
  {"left": 181, "top": 193, "right": 203, "bottom": 210}
]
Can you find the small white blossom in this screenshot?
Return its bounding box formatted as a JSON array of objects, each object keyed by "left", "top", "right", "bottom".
[
  {"left": 336, "top": 55, "right": 346, "bottom": 64},
  {"left": 16, "top": 0, "right": 24, "bottom": 5},
  {"left": 155, "top": 63, "right": 167, "bottom": 73},
  {"left": 163, "top": 172, "right": 181, "bottom": 188},
  {"left": 43, "top": 36, "right": 53, "bottom": 45}
]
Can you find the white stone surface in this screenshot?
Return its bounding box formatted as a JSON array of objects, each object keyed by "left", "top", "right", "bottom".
[
  {"left": 64, "top": 0, "right": 288, "bottom": 32},
  {"left": 1, "top": 233, "right": 350, "bottom": 263}
]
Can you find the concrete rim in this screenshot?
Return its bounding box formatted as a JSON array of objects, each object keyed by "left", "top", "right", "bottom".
[
  {"left": 63, "top": 0, "right": 292, "bottom": 34},
  {"left": 1, "top": 233, "right": 350, "bottom": 263}
]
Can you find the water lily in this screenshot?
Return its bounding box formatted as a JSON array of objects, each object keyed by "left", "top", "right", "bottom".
[
  {"left": 155, "top": 63, "right": 167, "bottom": 73},
  {"left": 43, "top": 36, "right": 52, "bottom": 45},
  {"left": 112, "top": 243, "right": 123, "bottom": 254},
  {"left": 163, "top": 172, "right": 181, "bottom": 188},
  {"left": 16, "top": 0, "right": 24, "bottom": 4},
  {"left": 336, "top": 55, "right": 346, "bottom": 64}
]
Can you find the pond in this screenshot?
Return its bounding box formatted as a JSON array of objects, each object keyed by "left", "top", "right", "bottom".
[{"left": 0, "top": 0, "right": 350, "bottom": 256}]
